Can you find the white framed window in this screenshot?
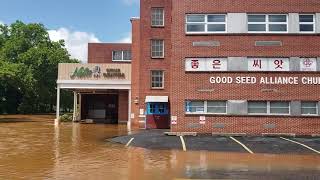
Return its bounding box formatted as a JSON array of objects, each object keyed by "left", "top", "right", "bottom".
[
  {"left": 151, "top": 8, "right": 164, "bottom": 27},
  {"left": 248, "top": 14, "right": 288, "bottom": 33},
  {"left": 186, "top": 14, "right": 227, "bottom": 34},
  {"left": 185, "top": 100, "right": 227, "bottom": 114},
  {"left": 151, "top": 70, "right": 164, "bottom": 89},
  {"left": 248, "top": 101, "right": 290, "bottom": 115},
  {"left": 207, "top": 101, "right": 227, "bottom": 114},
  {"left": 151, "top": 39, "right": 164, "bottom": 58},
  {"left": 248, "top": 101, "right": 268, "bottom": 114},
  {"left": 301, "top": 101, "right": 318, "bottom": 115},
  {"left": 112, "top": 50, "right": 131, "bottom": 62},
  {"left": 270, "top": 101, "right": 290, "bottom": 114},
  {"left": 299, "top": 14, "right": 315, "bottom": 33}
]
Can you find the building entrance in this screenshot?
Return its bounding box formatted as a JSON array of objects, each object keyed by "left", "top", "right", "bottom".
[{"left": 81, "top": 94, "right": 118, "bottom": 124}]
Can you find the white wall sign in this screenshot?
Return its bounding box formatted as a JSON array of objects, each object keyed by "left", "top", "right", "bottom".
[
  {"left": 248, "top": 58, "right": 289, "bottom": 71},
  {"left": 130, "top": 113, "right": 135, "bottom": 119},
  {"left": 300, "top": 58, "right": 317, "bottom": 72},
  {"left": 185, "top": 58, "right": 227, "bottom": 72},
  {"left": 171, "top": 116, "right": 177, "bottom": 125},
  {"left": 199, "top": 116, "right": 206, "bottom": 125},
  {"left": 139, "top": 109, "right": 144, "bottom": 115}
]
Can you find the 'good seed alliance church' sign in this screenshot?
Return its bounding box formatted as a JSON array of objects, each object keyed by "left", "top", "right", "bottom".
[{"left": 209, "top": 76, "right": 320, "bottom": 85}]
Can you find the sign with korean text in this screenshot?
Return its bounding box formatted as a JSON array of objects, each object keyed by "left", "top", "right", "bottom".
[
  {"left": 300, "top": 58, "right": 317, "bottom": 72},
  {"left": 248, "top": 58, "right": 289, "bottom": 71},
  {"left": 185, "top": 58, "right": 227, "bottom": 72}
]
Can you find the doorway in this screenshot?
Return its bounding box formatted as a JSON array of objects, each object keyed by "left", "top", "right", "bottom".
[{"left": 81, "top": 94, "right": 118, "bottom": 124}]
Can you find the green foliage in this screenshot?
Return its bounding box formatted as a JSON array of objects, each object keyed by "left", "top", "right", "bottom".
[
  {"left": 59, "top": 113, "right": 73, "bottom": 122},
  {"left": 0, "top": 21, "right": 79, "bottom": 114}
]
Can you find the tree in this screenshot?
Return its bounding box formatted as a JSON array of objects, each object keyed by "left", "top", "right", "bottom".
[{"left": 0, "top": 21, "right": 79, "bottom": 114}]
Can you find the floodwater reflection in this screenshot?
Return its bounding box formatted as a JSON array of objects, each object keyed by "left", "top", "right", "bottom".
[{"left": 0, "top": 115, "right": 319, "bottom": 180}]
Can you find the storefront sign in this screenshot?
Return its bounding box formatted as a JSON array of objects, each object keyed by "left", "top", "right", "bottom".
[
  {"left": 248, "top": 58, "right": 289, "bottom": 71},
  {"left": 209, "top": 76, "right": 320, "bottom": 85},
  {"left": 185, "top": 58, "right": 227, "bottom": 72},
  {"left": 70, "top": 66, "right": 125, "bottom": 79},
  {"left": 300, "top": 58, "right": 317, "bottom": 71},
  {"left": 200, "top": 116, "right": 206, "bottom": 125}
]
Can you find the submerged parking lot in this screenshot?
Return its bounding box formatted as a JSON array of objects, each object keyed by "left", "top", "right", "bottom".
[
  {"left": 112, "top": 130, "right": 320, "bottom": 155},
  {"left": 1, "top": 115, "right": 320, "bottom": 180}
]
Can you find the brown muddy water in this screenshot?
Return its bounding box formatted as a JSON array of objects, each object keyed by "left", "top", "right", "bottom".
[{"left": 0, "top": 115, "right": 320, "bottom": 180}]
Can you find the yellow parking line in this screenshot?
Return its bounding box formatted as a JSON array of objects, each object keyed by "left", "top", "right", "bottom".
[
  {"left": 280, "top": 137, "right": 320, "bottom": 154},
  {"left": 180, "top": 136, "right": 187, "bottom": 151},
  {"left": 229, "top": 136, "right": 254, "bottom": 154},
  {"left": 125, "top": 138, "right": 134, "bottom": 147}
]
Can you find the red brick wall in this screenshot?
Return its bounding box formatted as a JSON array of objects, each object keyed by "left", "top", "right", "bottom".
[
  {"left": 131, "top": 18, "right": 142, "bottom": 128},
  {"left": 88, "top": 43, "right": 131, "bottom": 63},
  {"left": 118, "top": 90, "right": 129, "bottom": 122},
  {"left": 132, "top": 0, "right": 320, "bottom": 135},
  {"left": 169, "top": 0, "right": 320, "bottom": 135}
]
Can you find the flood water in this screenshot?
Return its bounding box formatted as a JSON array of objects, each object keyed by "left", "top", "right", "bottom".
[{"left": 0, "top": 115, "right": 320, "bottom": 180}]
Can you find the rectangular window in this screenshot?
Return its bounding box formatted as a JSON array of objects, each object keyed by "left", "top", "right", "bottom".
[
  {"left": 185, "top": 100, "right": 227, "bottom": 114},
  {"left": 248, "top": 101, "right": 290, "bottom": 115},
  {"left": 207, "top": 101, "right": 227, "bottom": 114},
  {"left": 301, "top": 101, "right": 318, "bottom": 115},
  {"left": 151, "top": 70, "right": 164, "bottom": 89},
  {"left": 185, "top": 101, "right": 205, "bottom": 113},
  {"left": 151, "top": 39, "right": 164, "bottom": 58},
  {"left": 151, "top": 8, "right": 164, "bottom": 27},
  {"left": 299, "top": 14, "right": 315, "bottom": 33},
  {"left": 186, "top": 14, "right": 226, "bottom": 34},
  {"left": 270, "top": 101, "right": 290, "bottom": 114},
  {"left": 248, "top": 14, "right": 288, "bottom": 33},
  {"left": 248, "top": 101, "right": 268, "bottom": 114},
  {"left": 147, "top": 103, "right": 168, "bottom": 115},
  {"left": 112, "top": 51, "right": 131, "bottom": 61}
]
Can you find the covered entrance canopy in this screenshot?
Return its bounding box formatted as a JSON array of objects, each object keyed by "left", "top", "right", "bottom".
[{"left": 56, "top": 63, "right": 131, "bottom": 126}]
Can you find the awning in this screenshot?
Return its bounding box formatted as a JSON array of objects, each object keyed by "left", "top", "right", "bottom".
[{"left": 145, "top": 96, "right": 168, "bottom": 103}]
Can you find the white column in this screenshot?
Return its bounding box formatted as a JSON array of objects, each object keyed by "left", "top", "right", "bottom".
[
  {"left": 55, "top": 86, "right": 60, "bottom": 125},
  {"left": 127, "top": 89, "right": 131, "bottom": 131},
  {"left": 73, "top": 91, "right": 77, "bottom": 122},
  {"left": 78, "top": 93, "right": 82, "bottom": 121}
]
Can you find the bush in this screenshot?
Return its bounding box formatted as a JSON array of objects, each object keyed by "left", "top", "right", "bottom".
[{"left": 59, "top": 113, "right": 73, "bottom": 122}]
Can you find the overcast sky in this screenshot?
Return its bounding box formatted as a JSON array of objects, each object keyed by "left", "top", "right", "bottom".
[{"left": 0, "top": 0, "right": 140, "bottom": 62}]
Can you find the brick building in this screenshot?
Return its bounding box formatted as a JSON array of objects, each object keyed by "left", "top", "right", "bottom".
[
  {"left": 57, "top": 0, "right": 320, "bottom": 135},
  {"left": 129, "top": 0, "right": 320, "bottom": 135}
]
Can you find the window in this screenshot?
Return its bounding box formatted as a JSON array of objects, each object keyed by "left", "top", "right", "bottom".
[
  {"left": 270, "top": 101, "right": 290, "bottom": 114},
  {"left": 185, "top": 101, "right": 205, "bottom": 113},
  {"left": 207, "top": 101, "right": 227, "bottom": 114},
  {"left": 186, "top": 14, "right": 226, "bottom": 33},
  {"left": 248, "top": 14, "right": 288, "bottom": 33},
  {"left": 185, "top": 100, "right": 227, "bottom": 114},
  {"left": 112, "top": 51, "right": 131, "bottom": 61},
  {"left": 151, "top": 8, "right": 164, "bottom": 26},
  {"left": 248, "top": 101, "right": 268, "bottom": 114},
  {"left": 299, "top": 14, "right": 315, "bottom": 33},
  {"left": 151, "top": 70, "right": 164, "bottom": 88},
  {"left": 248, "top": 101, "right": 290, "bottom": 115},
  {"left": 151, "top": 40, "right": 164, "bottom": 58},
  {"left": 301, "top": 101, "right": 318, "bottom": 115},
  {"left": 147, "top": 103, "right": 168, "bottom": 115}
]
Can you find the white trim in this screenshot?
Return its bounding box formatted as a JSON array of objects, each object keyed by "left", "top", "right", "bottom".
[
  {"left": 185, "top": 14, "right": 227, "bottom": 34},
  {"left": 247, "top": 14, "right": 288, "bottom": 33}
]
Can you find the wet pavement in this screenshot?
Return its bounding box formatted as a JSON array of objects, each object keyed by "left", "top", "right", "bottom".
[
  {"left": 0, "top": 115, "right": 320, "bottom": 180},
  {"left": 112, "top": 130, "right": 320, "bottom": 154}
]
